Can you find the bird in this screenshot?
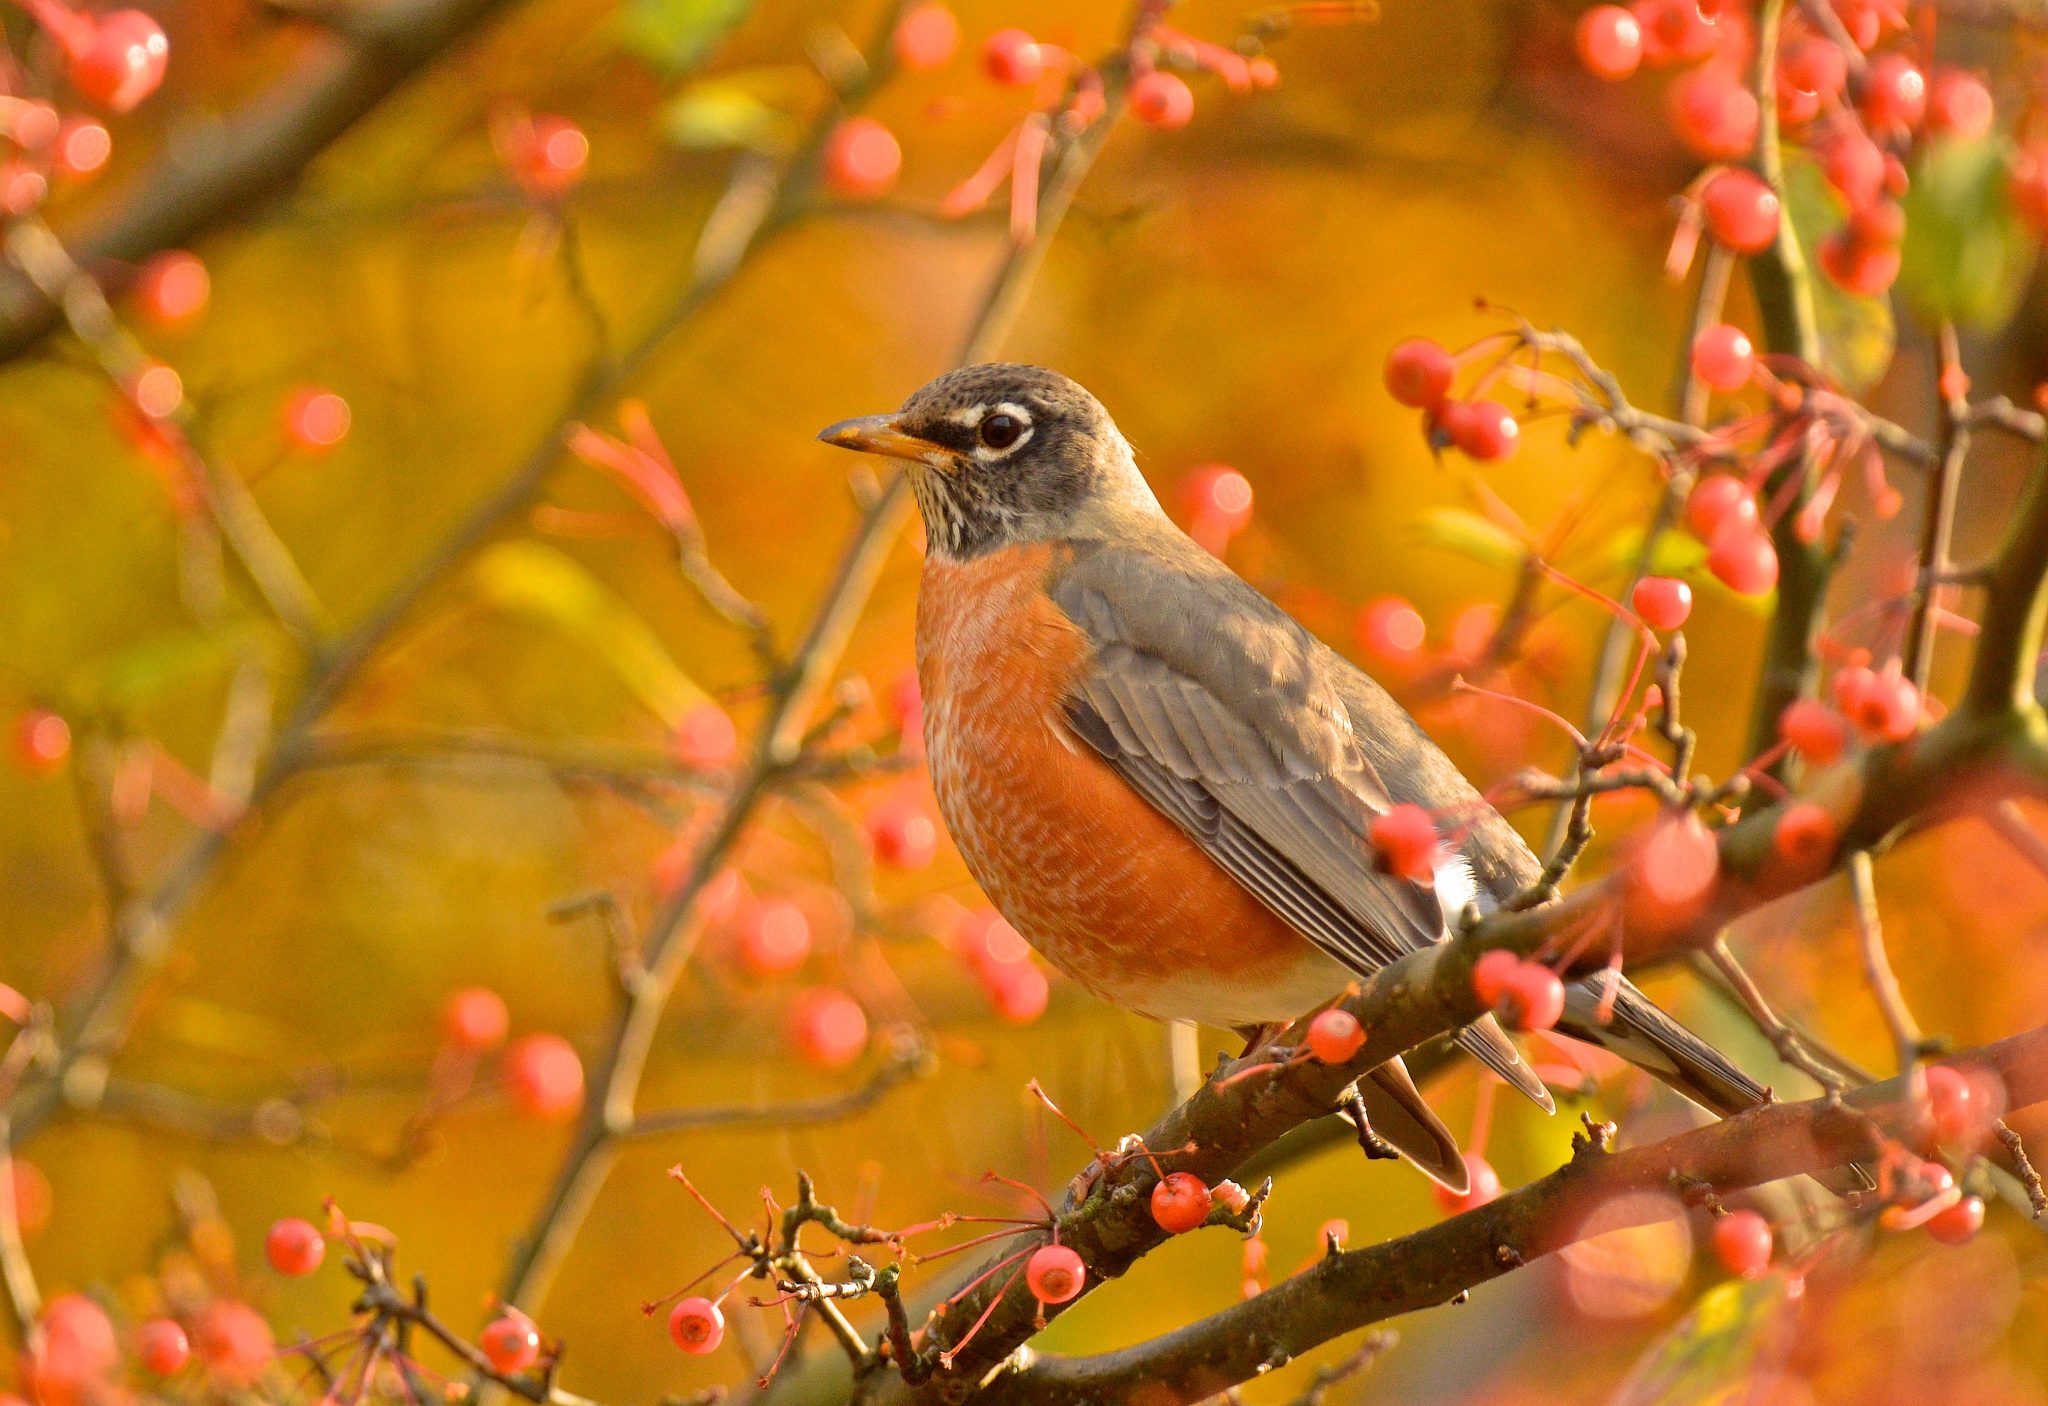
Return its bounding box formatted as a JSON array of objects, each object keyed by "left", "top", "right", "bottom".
[{"left": 819, "top": 363, "right": 1771, "bottom": 1193}]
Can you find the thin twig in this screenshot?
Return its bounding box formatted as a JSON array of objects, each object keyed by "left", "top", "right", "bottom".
[{"left": 1847, "top": 851, "right": 1921, "bottom": 1076}]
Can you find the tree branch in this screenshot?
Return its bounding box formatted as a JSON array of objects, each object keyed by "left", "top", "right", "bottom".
[
  {"left": 976, "top": 1024, "right": 2048, "bottom": 1406},
  {"left": 0, "top": 0, "right": 520, "bottom": 361}
]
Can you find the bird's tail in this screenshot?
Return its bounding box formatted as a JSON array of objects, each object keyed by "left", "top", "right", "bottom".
[
  {"left": 1344, "top": 1057, "right": 1471, "bottom": 1193},
  {"left": 1564, "top": 976, "right": 1875, "bottom": 1196}
]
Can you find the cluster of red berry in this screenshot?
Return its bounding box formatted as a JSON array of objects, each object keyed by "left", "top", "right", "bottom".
[
  {"left": 18, "top": 1291, "right": 274, "bottom": 1403},
  {"left": 1, "top": 0, "right": 163, "bottom": 214},
  {"left": 439, "top": 986, "right": 587, "bottom": 1117},
  {"left": 1573, "top": 0, "right": 2009, "bottom": 301}
]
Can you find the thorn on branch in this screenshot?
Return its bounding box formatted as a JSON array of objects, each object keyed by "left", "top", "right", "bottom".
[{"left": 1571, "top": 1112, "right": 1617, "bottom": 1158}]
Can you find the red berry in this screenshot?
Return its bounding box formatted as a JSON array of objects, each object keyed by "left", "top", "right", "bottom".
[
  {"left": 1575, "top": 5, "right": 1643, "bottom": 80},
  {"left": 1633, "top": 0, "right": 1717, "bottom": 65},
  {"left": 1926, "top": 68, "right": 1993, "bottom": 141},
  {"left": 129, "top": 361, "right": 182, "bottom": 417},
  {"left": 736, "top": 897, "right": 811, "bottom": 976},
  {"left": 1129, "top": 70, "right": 1194, "bottom": 130},
  {"left": 867, "top": 792, "right": 940, "bottom": 869},
  {"left": 1831, "top": 663, "right": 1877, "bottom": 714},
  {"left": 1471, "top": 949, "right": 1520, "bottom": 1009},
  {"left": 1771, "top": 802, "right": 1838, "bottom": 869},
  {"left": 1844, "top": 667, "right": 1919, "bottom": 741},
  {"left": 508, "top": 115, "right": 587, "bottom": 198},
  {"left": 1384, "top": 338, "right": 1454, "bottom": 408},
  {"left": 1671, "top": 65, "right": 1759, "bottom": 161},
  {"left": 1369, "top": 803, "right": 1440, "bottom": 882},
  {"left": 886, "top": 668, "right": 923, "bottom": 737},
  {"left": 1305, "top": 1007, "right": 1365, "bottom": 1064},
  {"left": 893, "top": 3, "right": 959, "bottom": 70},
  {"left": 193, "top": 1301, "right": 272, "bottom": 1387},
  {"left": 504, "top": 1033, "right": 584, "bottom": 1117},
  {"left": 1700, "top": 169, "right": 1781, "bottom": 254},
  {"left": 137, "top": 1319, "right": 190, "bottom": 1376},
  {"left": 1025, "top": 1244, "right": 1085, "bottom": 1304},
  {"left": 283, "top": 387, "right": 350, "bottom": 452},
  {"left": 1778, "top": 698, "right": 1847, "bottom": 764},
  {"left": 1712, "top": 1208, "right": 1773, "bottom": 1277},
  {"left": 1354, "top": 596, "right": 1427, "bottom": 666},
  {"left": 67, "top": 11, "right": 169, "bottom": 115},
  {"left": 264, "top": 1217, "right": 324, "bottom": 1277},
  {"left": 1630, "top": 811, "right": 1720, "bottom": 916},
  {"left": 822, "top": 116, "right": 901, "bottom": 200},
  {"left": 441, "top": 987, "right": 510, "bottom": 1051},
  {"left": 956, "top": 906, "right": 1031, "bottom": 969},
  {"left": 1925, "top": 1194, "right": 1985, "bottom": 1245},
  {"left": 981, "top": 28, "right": 1043, "bottom": 86},
  {"left": 481, "top": 1312, "right": 542, "bottom": 1373},
  {"left": 1818, "top": 230, "right": 1901, "bottom": 297},
  {"left": 1179, "top": 464, "right": 1254, "bottom": 537},
  {"left": 131, "top": 251, "right": 208, "bottom": 328},
  {"left": 1848, "top": 198, "right": 1906, "bottom": 247},
  {"left": 1687, "top": 472, "right": 1753, "bottom": 540},
  {"left": 1834, "top": 0, "right": 1883, "bottom": 48},
  {"left": 787, "top": 987, "right": 868, "bottom": 1068},
  {"left": 2013, "top": 147, "right": 2048, "bottom": 233},
  {"left": 1707, "top": 520, "right": 1778, "bottom": 596},
  {"left": 985, "top": 958, "right": 1049, "bottom": 1024},
  {"left": 13, "top": 709, "right": 71, "bottom": 773},
  {"left": 1690, "top": 323, "right": 1754, "bottom": 393},
  {"left": 1149, "top": 1172, "right": 1213, "bottom": 1234},
  {"left": 1433, "top": 1154, "right": 1502, "bottom": 1215},
  {"left": 1860, "top": 52, "right": 1926, "bottom": 131},
  {"left": 672, "top": 701, "right": 738, "bottom": 770},
  {"left": 667, "top": 1297, "right": 725, "bottom": 1354},
  {"left": 1819, "top": 137, "right": 1885, "bottom": 219},
  {"left": 26, "top": 1295, "right": 118, "bottom": 1406},
  {"left": 1451, "top": 399, "right": 1519, "bottom": 461},
  {"left": 51, "top": 116, "right": 111, "bottom": 178},
  {"left": 1500, "top": 962, "right": 1565, "bottom": 1032},
  {"left": 1923, "top": 1065, "right": 1977, "bottom": 1145},
  {"left": 1632, "top": 576, "right": 1693, "bottom": 631},
  {"left": 1780, "top": 38, "right": 1847, "bottom": 99}
]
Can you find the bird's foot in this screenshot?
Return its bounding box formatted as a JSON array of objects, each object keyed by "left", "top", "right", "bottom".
[
  {"left": 1068, "top": 1132, "right": 1152, "bottom": 1203},
  {"left": 1344, "top": 1091, "right": 1401, "bottom": 1161}
]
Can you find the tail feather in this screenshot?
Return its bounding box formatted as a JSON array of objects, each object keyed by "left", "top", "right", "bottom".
[
  {"left": 1456, "top": 1014, "right": 1556, "bottom": 1113},
  {"left": 1345, "top": 1058, "right": 1470, "bottom": 1193},
  {"left": 1562, "top": 976, "right": 1875, "bottom": 1196}
]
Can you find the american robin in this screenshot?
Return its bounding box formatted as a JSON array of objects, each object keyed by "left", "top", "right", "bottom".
[{"left": 820, "top": 364, "right": 1768, "bottom": 1192}]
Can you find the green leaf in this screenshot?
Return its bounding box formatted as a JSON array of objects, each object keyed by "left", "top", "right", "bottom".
[
  {"left": 1782, "top": 150, "right": 1896, "bottom": 393},
  {"left": 617, "top": 0, "right": 753, "bottom": 76},
  {"left": 1609, "top": 1275, "right": 1798, "bottom": 1406},
  {"left": 661, "top": 72, "right": 803, "bottom": 152},
  {"left": 1409, "top": 507, "right": 1526, "bottom": 569},
  {"left": 1599, "top": 524, "right": 1708, "bottom": 580},
  {"left": 68, "top": 625, "right": 256, "bottom": 711},
  {"left": 471, "top": 541, "right": 702, "bottom": 726},
  {"left": 1900, "top": 136, "right": 2040, "bottom": 332}
]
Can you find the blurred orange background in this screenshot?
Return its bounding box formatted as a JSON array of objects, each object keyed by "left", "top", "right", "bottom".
[{"left": 3, "top": 1, "right": 2047, "bottom": 1403}]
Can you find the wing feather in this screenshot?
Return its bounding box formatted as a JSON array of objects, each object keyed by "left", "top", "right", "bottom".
[{"left": 1066, "top": 641, "right": 1553, "bottom": 1109}]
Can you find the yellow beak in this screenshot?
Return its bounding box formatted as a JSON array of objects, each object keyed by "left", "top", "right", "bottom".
[{"left": 816, "top": 414, "right": 954, "bottom": 470}]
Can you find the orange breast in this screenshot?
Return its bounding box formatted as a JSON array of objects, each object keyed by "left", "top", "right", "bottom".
[{"left": 917, "top": 544, "right": 1342, "bottom": 1029}]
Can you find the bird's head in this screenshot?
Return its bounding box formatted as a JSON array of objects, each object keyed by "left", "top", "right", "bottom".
[{"left": 818, "top": 363, "right": 1159, "bottom": 559}]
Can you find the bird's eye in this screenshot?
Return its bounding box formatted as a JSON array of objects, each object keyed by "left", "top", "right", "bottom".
[{"left": 979, "top": 412, "right": 1023, "bottom": 450}]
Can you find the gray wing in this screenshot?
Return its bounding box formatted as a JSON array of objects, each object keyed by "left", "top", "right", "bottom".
[{"left": 1052, "top": 537, "right": 1552, "bottom": 1110}]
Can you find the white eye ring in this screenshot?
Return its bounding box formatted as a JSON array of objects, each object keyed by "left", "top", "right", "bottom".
[{"left": 974, "top": 403, "right": 1033, "bottom": 456}]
